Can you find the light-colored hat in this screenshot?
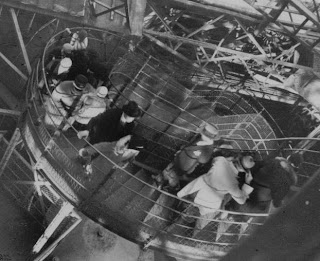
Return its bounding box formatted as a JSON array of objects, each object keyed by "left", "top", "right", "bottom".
[
  {"left": 62, "top": 43, "right": 73, "bottom": 54},
  {"left": 96, "top": 86, "right": 108, "bottom": 98},
  {"left": 241, "top": 155, "right": 255, "bottom": 169},
  {"left": 199, "top": 124, "right": 219, "bottom": 140},
  {"left": 57, "top": 58, "right": 72, "bottom": 75},
  {"left": 218, "top": 144, "right": 234, "bottom": 150}
]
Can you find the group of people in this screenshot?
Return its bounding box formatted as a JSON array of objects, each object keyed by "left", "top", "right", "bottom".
[
  {"left": 42, "top": 28, "right": 142, "bottom": 178},
  {"left": 40, "top": 28, "right": 112, "bottom": 93},
  {"left": 41, "top": 29, "right": 298, "bottom": 235},
  {"left": 153, "top": 123, "right": 298, "bottom": 236}
]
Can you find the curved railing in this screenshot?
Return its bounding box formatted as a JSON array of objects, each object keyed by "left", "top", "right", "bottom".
[{"left": 19, "top": 27, "right": 320, "bottom": 260}]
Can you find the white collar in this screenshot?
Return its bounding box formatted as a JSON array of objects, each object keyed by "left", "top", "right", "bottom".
[{"left": 196, "top": 140, "right": 214, "bottom": 146}]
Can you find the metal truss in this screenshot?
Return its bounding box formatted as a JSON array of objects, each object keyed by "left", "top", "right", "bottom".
[{"left": 143, "top": 0, "right": 320, "bottom": 93}]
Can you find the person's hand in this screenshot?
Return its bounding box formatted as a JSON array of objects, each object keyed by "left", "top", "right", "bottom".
[
  {"left": 65, "top": 28, "right": 72, "bottom": 35},
  {"left": 77, "top": 130, "right": 89, "bottom": 139},
  {"left": 114, "top": 135, "right": 132, "bottom": 155},
  {"left": 245, "top": 170, "right": 253, "bottom": 184},
  {"left": 118, "top": 135, "right": 132, "bottom": 145}
]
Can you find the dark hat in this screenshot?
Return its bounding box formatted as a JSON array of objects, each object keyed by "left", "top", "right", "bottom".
[
  {"left": 74, "top": 74, "right": 88, "bottom": 90},
  {"left": 122, "top": 101, "right": 141, "bottom": 118}
]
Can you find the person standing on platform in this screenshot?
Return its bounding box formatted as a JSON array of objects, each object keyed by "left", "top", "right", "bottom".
[
  {"left": 77, "top": 100, "right": 142, "bottom": 175},
  {"left": 177, "top": 153, "right": 255, "bottom": 235},
  {"left": 67, "top": 28, "right": 88, "bottom": 51},
  {"left": 63, "top": 86, "right": 110, "bottom": 131},
  {"left": 44, "top": 74, "right": 92, "bottom": 129},
  {"left": 153, "top": 123, "right": 219, "bottom": 191}
]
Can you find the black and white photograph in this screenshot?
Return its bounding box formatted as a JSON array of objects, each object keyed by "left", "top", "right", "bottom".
[{"left": 0, "top": 0, "right": 319, "bottom": 260}]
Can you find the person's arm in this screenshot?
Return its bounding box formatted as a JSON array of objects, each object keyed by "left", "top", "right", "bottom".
[
  {"left": 270, "top": 178, "right": 290, "bottom": 208},
  {"left": 70, "top": 32, "right": 78, "bottom": 46},
  {"left": 229, "top": 163, "right": 254, "bottom": 204},
  {"left": 229, "top": 185, "right": 253, "bottom": 205}
]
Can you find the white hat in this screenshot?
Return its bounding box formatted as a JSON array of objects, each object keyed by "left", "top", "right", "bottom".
[
  {"left": 57, "top": 58, "right": 72, "bottom": 75},
  {"left": 96, "top": 86, "right": 108, "bottom": 98},
  {"left": 241, "top": 155, "right": 255, "bottom": 169},
  {"left": 218, "top": 144, "right": 234, "bottom": 150},
  {"left": 199, "top": 124, "right": 219, "bottom": 140},
  {"left": 62, "top": 43, "right": 73, "bottom": 54}
]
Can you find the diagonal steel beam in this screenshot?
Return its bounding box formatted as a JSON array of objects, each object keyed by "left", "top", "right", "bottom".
[
  {"left": 289, "top": 0, "right": 320, "bottom": 31},
  {"left": 0, "top": 128, "right": 21, "bottom": 177},
  {"left": 0, "top": 108, "right": 21, "bottom": 117},
  {"left": 144, "top": 29, "right": 317, "bottom": 72},
  {"left": 10, "top": 8, "right": 31, "bottom": 75},
  {"left": 0, "top": 52, "right": 27, "bottom": 81},
  {"left": 94, "top": 3, "right": 125, "bottom": 17}
]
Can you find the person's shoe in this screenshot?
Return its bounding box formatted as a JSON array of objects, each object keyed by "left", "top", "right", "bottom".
[
  {"left": 152, "top": 174, "right": 164, "bottom": 188},
  {"left": 78, "top": 148, "right": 91, "bottom": 165},
  {"left": 162, "top": 184, "right": 181, "bottom": 194},
  {"left": 84, "top": 164, "right": 93, "bottom": 177}
]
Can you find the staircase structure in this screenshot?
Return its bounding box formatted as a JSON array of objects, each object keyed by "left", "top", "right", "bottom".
[{"left": 1, "top": 1, "right": 320, "bottom": 260}]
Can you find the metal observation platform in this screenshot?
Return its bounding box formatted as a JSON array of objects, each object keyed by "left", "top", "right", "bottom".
[{"left": 18, "top": 27, "right": 320, "bottom": 260}]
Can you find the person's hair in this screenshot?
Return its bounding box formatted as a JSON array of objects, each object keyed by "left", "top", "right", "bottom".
[{"left": 122, "top": 101, "right": 141, "bottom": 118}]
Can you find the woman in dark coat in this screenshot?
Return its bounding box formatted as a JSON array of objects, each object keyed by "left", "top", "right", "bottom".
[{"left": 226, "top": 156, "right": 297, "bottom": 213}]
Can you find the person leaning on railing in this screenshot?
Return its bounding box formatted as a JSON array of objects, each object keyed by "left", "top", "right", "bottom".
[
  {"left": 77, "top": 100, "right": 142, "bottom": 176},
  {"left": 66, "top": 28, "right": 88, "bottom": 51},
  {"left": 38, "top": 43, "right": 74, "bottom": 91},
  {"left": 176, "top": 148, "right": 255, "bottom": 235},
  {"left": 153, "top": 123, "right": 220, "bottom": 192},
  {"left": 62, "top": 86, "right": 110, "bottom": 131},
  {"left": 43, "top": 74, "right": 94, "bottom": 129},
  {"left": 225, "top": 156, "right": 297, "bottom": 214}
]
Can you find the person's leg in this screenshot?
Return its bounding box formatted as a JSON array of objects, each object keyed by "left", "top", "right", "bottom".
[{"left": 78, "top": 148, "right": 93, "bottom": 177}]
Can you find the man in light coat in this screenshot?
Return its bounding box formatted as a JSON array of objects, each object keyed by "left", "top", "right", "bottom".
[
  {"left": 63, "top": 86, "right": 110, "bottom": 131},
  {"left": 44, "top": 74, "right": 93, "bottom": 129}
]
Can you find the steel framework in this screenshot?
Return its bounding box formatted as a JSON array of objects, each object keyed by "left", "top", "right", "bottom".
[{"left": 1, "top": 1, "right": 320, "bottom": 260}]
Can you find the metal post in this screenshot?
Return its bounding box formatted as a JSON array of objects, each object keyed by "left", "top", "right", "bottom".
[{"left": 32, "top": 201, "right": 74, "bottom": 254}]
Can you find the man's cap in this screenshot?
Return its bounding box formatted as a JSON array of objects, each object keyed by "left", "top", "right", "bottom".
[
  {"left": 57, "top": 58, "right": 72, "bottom": 75},
  {"left": 122, "top": 101, "right": 142, "bottom": 118},
  {"left": 74, "top": 74, "right": 88, "bottom": 91},
  {"left": 199, "top": 124, "right": 219, "bottom": 140},
  {"left": 240, "top": 155, "right": 255, "bottom": 169},
  {"left": 62, "top": 43, "right": 73, "bottom": 54},
  {"left": 96, "top": 86, "right": 108, "bottom": 98}
]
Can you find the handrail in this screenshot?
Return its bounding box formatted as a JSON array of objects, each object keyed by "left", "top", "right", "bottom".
[
  {"left": 20, "top": 27, "right": 320, "bottom": 259},
  {"left": 37, "top": 28, "right": 315, "bottom": 213}
]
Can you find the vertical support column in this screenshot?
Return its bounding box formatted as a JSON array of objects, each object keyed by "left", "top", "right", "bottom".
[
  {"left": 0, "top": 128, "right": 21, "bottom": 177},
  {"left": 10, "top": 8, "right": 32, "bottom": 75},
  {"left": 127, "top": 0, "right": 147, "bottom": 36}
]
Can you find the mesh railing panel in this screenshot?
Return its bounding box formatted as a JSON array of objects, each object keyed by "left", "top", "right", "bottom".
[{"left": 18, "top": 27, "right": 320, "bottom": 260}]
